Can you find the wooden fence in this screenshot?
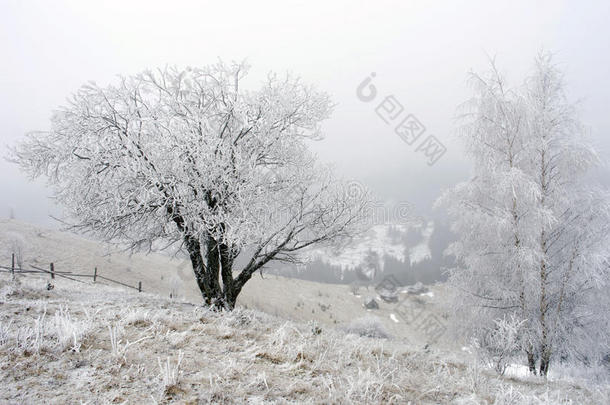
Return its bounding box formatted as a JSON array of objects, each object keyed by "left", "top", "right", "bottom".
[{"left": 0, "top": 253, "right": 143, "bottom": 292}]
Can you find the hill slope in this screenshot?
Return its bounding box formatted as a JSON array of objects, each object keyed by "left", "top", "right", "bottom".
[
  {"left": 0, "top": 219, "right": 452, "bottom": 349},
  {"left": 1, "top": 273, "right": 608, "bottom": 404}
]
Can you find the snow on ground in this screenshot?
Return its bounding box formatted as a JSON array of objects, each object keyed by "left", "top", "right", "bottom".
[
  {"left": 0, "top": 219, "right": 449, "bottom": 350},
  {"left": 505, "top": 364, "right": 534, "bottom": 379},
  {"left": 1, "top": 219, "right": 609, "bottom": 403},
  {"left": 1, "top": 273, "right": 608, "bottom": 404}
]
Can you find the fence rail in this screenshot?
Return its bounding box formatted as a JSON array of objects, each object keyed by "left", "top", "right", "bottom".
[{"left": 1, "top": 253, "right": 143, "bottom": 292}]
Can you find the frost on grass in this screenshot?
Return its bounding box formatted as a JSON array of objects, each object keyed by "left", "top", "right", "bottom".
[
  {"left": 158, "top": 350, "right": 184, "bottom": 397},
  {"left": 1, "top": 301, "right": 91, "bottom": 355},
  {"left": 0, "top": 272, "right": 608, "bottom": 404},
  {"left": 344, "top": 315, "right": 391, "bottom": 339}
]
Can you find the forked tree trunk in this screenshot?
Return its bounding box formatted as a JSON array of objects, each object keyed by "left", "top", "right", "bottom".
[
  {"left": 539, "top": 346, "right": 551, "bottom": 376},
  {"left": 183, "top": 233, "right": 240, "bottom": 310}
]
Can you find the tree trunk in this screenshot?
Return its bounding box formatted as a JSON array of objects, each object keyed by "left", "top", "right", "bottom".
[
  {"left": 537, "top": 145, "right": 551, "bottom": 377},
  {"left": 173, "top": 211, "right": 241, "bottom": 309},
  {"left": 184, "top": 234, "right": 240, "bottom": 310},
  {"left": 539, "top": 347, "right": 551, "bottom": 376},
  {"left": 183, "top": 234, "right": 215, "bottom": 305},
  {"left": 219, "top": 242, "right": 237, "bottom": 309},
  {"left": 527, "top": 349, "right": 537, "bottom": 375},
  {"left": 538, "top": 237, "right": 551, "bottom": 377},
  {"left": 204, "top": 237, "right": 223, "bottom": 305}
]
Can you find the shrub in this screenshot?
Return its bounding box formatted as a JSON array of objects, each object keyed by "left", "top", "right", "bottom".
[
  {"left": 474, "top": 315, "right": 525, "bottom": 375},
  {"left": 345, "top": 316, "right": 391, "bottom": 339}
]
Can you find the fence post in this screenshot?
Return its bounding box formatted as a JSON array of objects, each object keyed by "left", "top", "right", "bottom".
[
  {"left": 93, "top": 267, "right": 97, "bottom": 282},
  {"left": 50, "top": 262, "right": 55, "bottom": 279},
  {"left": 138, "top": 281, "right": 142, "bottom": 293},
  {"left": 11, "top": 253, "right": 15, "bottom": 278}
]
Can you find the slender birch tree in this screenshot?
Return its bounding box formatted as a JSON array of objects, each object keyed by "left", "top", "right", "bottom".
[
  {"left": 438, "top": 53, "right": 610, "bottom": 376},
  {"left": 523, "top": 53, "right": 610, "bottom": 375}
]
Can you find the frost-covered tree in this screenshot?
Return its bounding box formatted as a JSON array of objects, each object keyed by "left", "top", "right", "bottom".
[
  {"left": 523, "top": 54, "right": 610, "bottom": 375},
  {"left": 437, "top": 58, "right": 541, "bottom": 372},
  {"left": 438, "top": 53, "right": 610, "bottom": 376},
  {"left": 11, "top": 61, "right": 368, "bottom": 309}
]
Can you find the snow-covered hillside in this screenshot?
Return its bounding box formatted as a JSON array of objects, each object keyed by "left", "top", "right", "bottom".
[
  {"left": 308, "top": 223, "right": 417, "bottom": 271},
  {"left": 303, "top": 220, "right": 436, "bottom": 276},
  {"left": 1, "top": 219, "right": 609, "bottom": 403},
  {"left": 291, "top": 219, "right": 453, "bottom": 286},
  {"left": 2, "top": 272, "right": 608, "bottom": 404}
]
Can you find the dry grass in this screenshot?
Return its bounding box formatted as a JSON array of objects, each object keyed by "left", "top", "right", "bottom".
[{"left": 0, "top": 273, "right": 608, "bottom": 404}]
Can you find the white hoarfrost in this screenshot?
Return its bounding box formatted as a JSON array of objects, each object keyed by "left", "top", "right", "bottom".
[
  {"left": 1, "top": 272, "right": 607, "bottom": 404},
  {"left": 10, "top": 61, "right": 369, "bottom": 308},
  {"left": 438, "top": 52, "right": 610, "bottom": 377},
  {"left": 307, "top": 221, "right": 433, "bottom": 274}
]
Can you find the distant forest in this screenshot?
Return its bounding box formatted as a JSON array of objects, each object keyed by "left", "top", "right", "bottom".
[{"left": 266, "top": 221, "right": 455, "bottom": 286}]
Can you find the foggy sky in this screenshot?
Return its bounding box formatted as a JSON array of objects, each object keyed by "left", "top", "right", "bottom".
[{"left": 2, "top": 0, "right": 610, "bottom": 226}]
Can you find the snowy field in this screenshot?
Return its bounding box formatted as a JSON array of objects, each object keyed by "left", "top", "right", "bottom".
[
  {"left": 2, "top": 273, "right": 609, "bottom": 404},
  {"left": 1, "top": 219, "right": 609, "bottom": 403}
]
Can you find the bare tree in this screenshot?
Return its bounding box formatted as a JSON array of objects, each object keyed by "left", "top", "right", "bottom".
[{"left": 11, "top": 61, "right": 369, "bottom": 309}]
